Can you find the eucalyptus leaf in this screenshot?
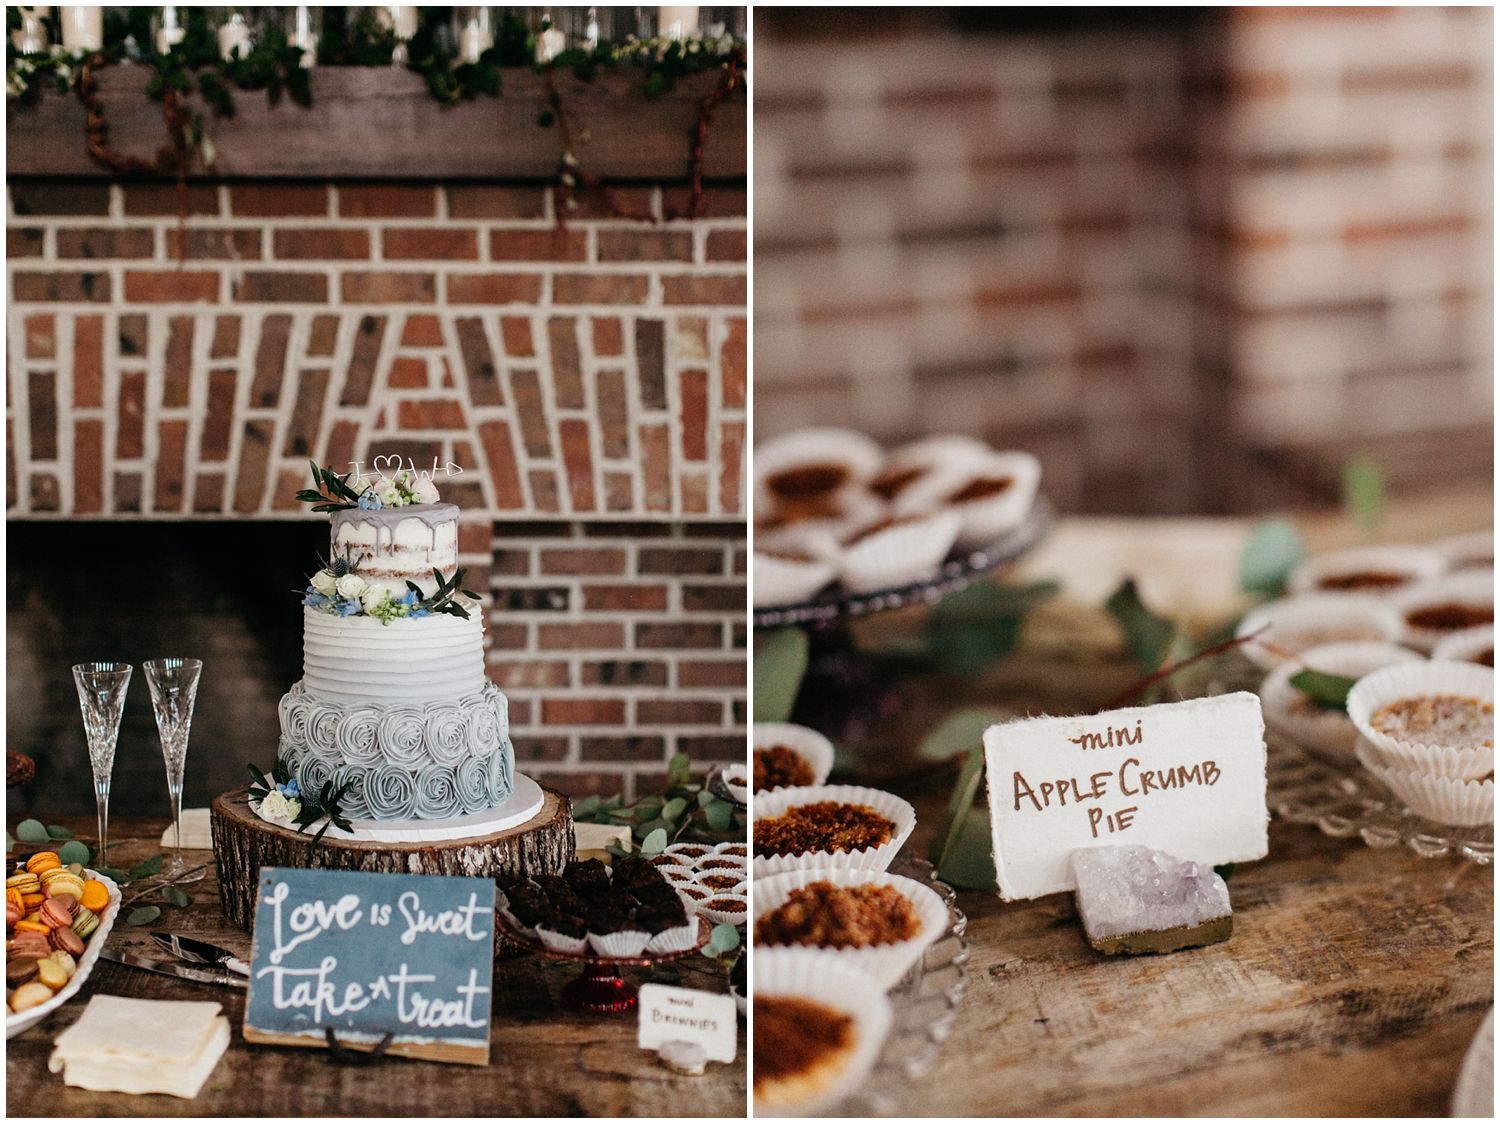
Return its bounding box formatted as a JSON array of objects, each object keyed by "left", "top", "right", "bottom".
[
  {"left": 94, "top": 867, "right": 129, "bottom": 884},
  {"left": 573, "top": 794, "right": 602, "bottom": 818},
  {"left": 704, "top": 799, "right": 734, "bottom": 832},
  {"left": 662, "top": 797, "right": 688, "bottom": 822},
  {"left": 1239, "top": 518, "right": 1306, "bottom": 597},
  {"left": 15, "top": 819, "right": 49, "bottom": 844},
  {"left": 921, "top": 708, "right": 1010, "bottom": 762},
  {"left": 708, "top": 923, "right": 740, "bottom": 953},
  {"left": 930, "top": 579, "right": 1059, "bottom": 623},
  {"left": 1105, "top": 579, "right": 1176, "bottom": 671},
  {"left": 667, "top": 752, "right": 692, "bottom": 786},
  {"left": 931, "top": 745, "right": 987, "bottom": 877},
  {"left": 45, "top": 824, "right": 75, "bottom": 840},
  {"left": 640, "top": 828, "right": 668, "bottom": 856},
  {"left": 1288, "top": 668, "right": 1358, "bottom": 712},
  {"left": 4, "top": 832, "right": 13, "bottom": 853},
  {"left": 163, "top": 886, "right": 192, "bottom": 908},
  {"left": 937, "top": 806, "right": 998, "bottom": 891},
  {"left": 127, "top": 905, "right": 162, "bottom": 926},
  {"left": 1342, "top": 454, "right": 1385, "bottom": 535},
  {"left": 57, "top": 840, "right": 91, "bottom": 866},
  {"left": 753, "top": 628, "right": 809, "bottom": 723},
  {"left": 128, "top": 854, "right": 165, "bottom": 880},
  {"left": 697, "top": 790, "right": 715, "bottom": 808}
]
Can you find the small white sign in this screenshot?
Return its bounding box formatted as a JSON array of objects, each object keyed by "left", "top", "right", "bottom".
[
  {"left": 984, "top": 692, "right": 1269, "bottom": 900},
  {"left": 637, "top": 984, "right": 738, "bottom": 1064}
]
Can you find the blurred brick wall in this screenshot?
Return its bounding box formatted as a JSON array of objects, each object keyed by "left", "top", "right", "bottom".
[
  {"left": 755, "top": 7, "right": 1492, "bottom": 513},
  {"left": 6, "top": 177, "right": 747, "bottom": 799}
]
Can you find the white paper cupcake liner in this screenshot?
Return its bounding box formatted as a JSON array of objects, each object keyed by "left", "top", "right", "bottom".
[
  {"left": 1429, "top": 530, "right": 1494, "bottom": 573},
  {"left": 663, "top": 843, "right": 714, "bottom": 864},
  {"left": 1258, "top": 641, "right": 1422, "bottom": 767},
  {"left": 1359, "top": 735, "right": 1494, "bottom": 781},
  {"left": 712, "top": 841, "right": 750, "bottom": 860},
  {"left": 837, "top": 510, "right": 962, "bottom": 594},
  {"left": 754, "top": 427, "right": 885, "bottom": 506},
  {"left": 752, "top": 784, "right": 917, "bottom": 880},
  {"left": 720, "top": 763, "right": 750, "bottom": 805},
  {"left": 881, "top": 435, "right": 994, "bottom": 476},
  {"left": 754, "top": 551, "right": 839, "bottom": 608},
  {"left": 1356, "top": 738, "right": 1494, "bottom": 827},
  {"left": 699, "top": 895, "right": 748, "bottom": 927},
  {"left": 696, "top": 855, "right": 747, "bottom": 875},
  {"left": 697, "top": 874, "right": 748, "bottom": 899},
  {"left": 646, "top": 918, "right": 700, "bottom": 955},
  {"left": 587, "top": 929, "right": 650, "bottom": 957},
  {"left": 752, "top": 867, "right": 949, "bottom": 991},
  {"left": 1347, "top": 660, "right": 1494, "bottom": 763},
  {"left": 1288, "top": 543, "right": 1445, "bottom": 597},
  {"left": 753, "top": 948, "right": 895, "bottom": 1117},
  {"left": 1390, "top": 572, "right": 1495, "bottom": 652},
  {"left": 495, "top": 892, "right": 538, "bottom": 940},
  {"left": 1432, "top": 624, "right": 1495, "bottom": 666},
  {"left": 653, "top": 863, "right": 697, "bottom": 886},
  {"left": 893, "top": 450, "right": 1041, "bottom": 548},
  {"left": 1236, "top": 594, "right": 1405, "bottom": 670},
  {"left": 535, "top": 926, "right": 588, "bottom": 954},
  {"left": 752, "top": 722, "right": 836, "bottom": 791}
]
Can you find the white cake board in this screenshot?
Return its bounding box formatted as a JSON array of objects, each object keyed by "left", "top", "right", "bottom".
[{"left": 253, "top": 773, "right": 546, "bottom": 844}]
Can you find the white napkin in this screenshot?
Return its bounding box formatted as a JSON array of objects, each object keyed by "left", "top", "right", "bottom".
[
  {"left": 49, "top": 995, "right": 229, "bottom": 1099},
  {"left": 159, "top": 808, "right": 214, "bottom": 850}
]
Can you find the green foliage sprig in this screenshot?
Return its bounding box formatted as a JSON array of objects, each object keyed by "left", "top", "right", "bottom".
[
  {"left": 573, "top": 752, "right": 744, "bottom": 855},
  {"left": 407, "top": 567, "right": 484, "bottom": 621},
  {"left": 8, "top": 820, "right": 196, "bottom": 924},
  {"left": 248, "top": 759, "right": 354, "bottom": 848},
  {"left": 297, "top": 460, "right": 364, "bottom": 513}
]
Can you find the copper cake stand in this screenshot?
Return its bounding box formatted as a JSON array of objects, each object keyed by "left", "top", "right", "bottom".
[{"left": 499, "top": 916, "right": 710, "bottom": 1013}]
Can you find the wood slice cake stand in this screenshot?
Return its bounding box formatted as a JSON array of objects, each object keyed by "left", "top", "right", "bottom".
[{"left": 210, "top": 784, "right": 574, "bottom": 931}]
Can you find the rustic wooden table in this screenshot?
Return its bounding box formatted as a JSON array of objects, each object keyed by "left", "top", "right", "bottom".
[{"left": 6, "top": 817, "right": 746, "bottom": 1118}]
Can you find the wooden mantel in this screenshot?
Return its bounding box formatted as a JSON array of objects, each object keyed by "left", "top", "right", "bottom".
[{"left": 6, "top": 66, "right": 746, "bottom": 181}]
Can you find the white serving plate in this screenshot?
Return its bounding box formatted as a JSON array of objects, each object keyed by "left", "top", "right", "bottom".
[{"left": 6, "top": 869, "right": 121, "bottom": 1039}]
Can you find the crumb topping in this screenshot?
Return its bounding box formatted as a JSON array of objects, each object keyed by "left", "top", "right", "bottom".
[
  {"left": 754, "top": 745, "right": 816, "bottom": 792},
  {"left": 767, "top": 464, "right": 849, "bottom": 499},
  {"left": 843, "top": 516, "right": 920, "bottom": 547},
  {"left": 755, "top": 881, "right": 921, "bottom": 949},
  {"left": 1404, "top": 602, "right": 1493, "bottom": 632},
  {"left": 1316, "top": 570, "right": 1410, "bottom": 591},
  {"left": 870, "top": 466, "right": 924, "bottom": 500},
  {"left": 754, "top": 801, "right": 896, "bottom": 858},
  {"left": 753, "top": 996, "right": 855, "bottom": 1090},
  {"left": 1479, "top": 647, "right": 1494, "bottom": 668},
  {"left": 1371, "top": 693, "right": 1493, "bottom": 749}
]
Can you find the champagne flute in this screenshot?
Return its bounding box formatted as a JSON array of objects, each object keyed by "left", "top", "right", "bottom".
[
  {"left": 72, "top": 662, "right": 132, "bottom": 867},
  {"left": 144, "top": 657, "right": 202, "bottom": 877}
]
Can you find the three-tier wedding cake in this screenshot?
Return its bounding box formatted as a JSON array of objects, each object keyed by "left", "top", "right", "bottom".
[{"left": 274, "top": 463, "right": 514, "bottom": 823}]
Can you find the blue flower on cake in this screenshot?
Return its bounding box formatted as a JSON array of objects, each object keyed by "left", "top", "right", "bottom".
[
  {"left": 302, "top": 589, "right": 330, "bottom": 608},
  {"left": 356, "top": 487, "right": 383, "bottom": 511},
  {"left": 333, "top": 598, "right": 360, "bottom": 617}
]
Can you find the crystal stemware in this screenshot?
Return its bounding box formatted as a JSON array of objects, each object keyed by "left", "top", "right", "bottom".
[
  {"left": 72, "top": 662, "right": 133, "bottom": 867},
  {"left": 144, "top": 657, "right": 203, "bottom": 876}
]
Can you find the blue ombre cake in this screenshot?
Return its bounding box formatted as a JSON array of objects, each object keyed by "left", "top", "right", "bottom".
[{"left": 277, "top": 467, "right": 514, "bottom": 821}]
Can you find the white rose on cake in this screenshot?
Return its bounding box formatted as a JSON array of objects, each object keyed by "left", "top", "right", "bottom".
[
  {"left": 361, "top": 586, "right": 389, "bottom": 615},
  {"left": 378, "top": 479, "right": 404, "bottom": 507},
  {"left": 335, "top": 573, "right": 368, "bottom": 599},
  {"left": 258, "top": 790, "right": 301, "bottom": 824},
  {"left": 413, "top": 475, "right": 441, "bottom": 504},
  {"left": 310, "top": 569, "right": 337, "bottom": 595}
]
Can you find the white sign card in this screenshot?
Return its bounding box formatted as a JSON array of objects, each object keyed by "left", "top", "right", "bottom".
[
  {"left": 983, "top": 692, "right": 1269, "bottom": 900},
  {"left": 637, "top": 984, "right": 738, "bottom": 1063}
]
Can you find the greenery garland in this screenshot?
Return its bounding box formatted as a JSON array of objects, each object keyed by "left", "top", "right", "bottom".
[{"left": 6, "top": 7, "right": 745, "bottom": 223}]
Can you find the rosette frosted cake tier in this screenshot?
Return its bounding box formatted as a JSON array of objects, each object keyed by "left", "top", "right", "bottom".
[{"left": 278, "top": 478, "right": 515, "bottom": 822}]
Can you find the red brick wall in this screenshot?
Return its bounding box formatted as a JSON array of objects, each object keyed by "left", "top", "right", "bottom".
[
  {"left": 755, "top": 8, "right": 1491, "bottom": 513},
  {"left": 7, "top": 176, "right": 747, "bottom": 798}
]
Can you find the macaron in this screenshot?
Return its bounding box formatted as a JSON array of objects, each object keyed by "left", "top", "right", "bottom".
[
  {"left": 5, "top": 956, "right": 40, "bottom": 986},
  {"left": 25, "top": 852, "right": 61, "bottom": 876},
  {"left": 9, "top": 980, "right": 54, "bottom": 1012},
  {"left": 8, "top": 928, "right": 51, "bottom": 953},
  {"left": 41, "top": 870, "right": 85, "bottom": 902},
  {"left": 69, "top": 908, "right": 98, "bottom": 941},
  {"left": 35, "top": 957, "right": 69, "bottom": 990},
  {"left": 47, "top": 950, "right": 77, "bottom": 977},
  {"left": 38, "top": 898, "right": 73, "bottom": 929},
  {"left": 13, "top": 918, "right": 50, "bottom": 937},
  {"left": 21, "top": 893, "right": 44, "bottom": 911},
  {"left": 5, "top": 901, "right": 21, "bottom": 928},
  {"left": 5, "top": 888, "right": 24, "bottom": 913},
  {"left": 49, "top": 925, "right": 84, "bottom": 956},
  {"left": 79, "top": 880, "right": 110, "bottom": 914},
  {"left": 5, "top": 872, "right": 40, "bottom": 896}
]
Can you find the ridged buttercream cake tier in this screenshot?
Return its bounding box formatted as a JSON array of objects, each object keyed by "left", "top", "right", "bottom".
[{"left": 301, "top": 608, "right": 487, "bottom": 703}]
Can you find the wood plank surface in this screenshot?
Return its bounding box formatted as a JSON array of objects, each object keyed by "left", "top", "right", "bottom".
[
  {"left": 5, "top": 818, "right": 746, "bottom": 1117},
  {"left": 6, "top": 66, "right": 746, "bottom": 180}
]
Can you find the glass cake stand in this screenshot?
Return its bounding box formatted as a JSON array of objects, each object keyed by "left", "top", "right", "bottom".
[
  {"left": 499, "top": 916, "right": 710, "bottom": 1013},
  {"left": 831, "top": 856, "right": 971, "bottom": 1116},
  {"left": 755, "top": 498, "right": 1055, "bottom": 746}
]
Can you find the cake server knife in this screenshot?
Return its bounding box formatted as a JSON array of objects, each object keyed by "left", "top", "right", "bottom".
[
  {"left": 101, "top": 949, "right": 248, "bottom": 989},
  {"left": 148, "top": 931, "right": 252, "bottom": 977}
]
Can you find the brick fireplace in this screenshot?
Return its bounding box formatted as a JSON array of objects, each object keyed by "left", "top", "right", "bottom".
[{"left": 6, "top": 168, "right": 747, "bottom": 806}]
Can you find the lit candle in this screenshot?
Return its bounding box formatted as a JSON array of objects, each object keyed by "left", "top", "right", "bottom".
[
  {"left": 218, "top": 12, "right": 251, "bottom": 61},
  {"left": 459, "top": 9, "right": 492, "bottom": 63},
  {"left": 60, "top": 6, "right": 103, "bottom": 52},
  {"left": 658, "top": 5, "right": 698, "bottom": 40},
  {"left": 584, "top": 7, "right": 599, "bottom": 49},
  {"left": 11, "top": 7, "right": 48, "bottom": 53},
  {"left": 290, "top": 5, "right": 317, "bottom": 67},
  {"left": 157, "top": 5, "right": 184, "bottom": 53}
]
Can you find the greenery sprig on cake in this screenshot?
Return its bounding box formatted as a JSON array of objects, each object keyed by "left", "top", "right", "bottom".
[
  {"left": 296, "top": 460, "right": 438, "bottom": 514},
  {"left": 303, "top": 554, "right": 481, "bottom": 625},
  {"left": 296, "top": 461, "right": 365, "bottom": 512}
]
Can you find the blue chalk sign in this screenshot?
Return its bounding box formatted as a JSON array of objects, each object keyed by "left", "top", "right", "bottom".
[{"left": 243, "top": 867, "right": 496, "bottom": 1065}]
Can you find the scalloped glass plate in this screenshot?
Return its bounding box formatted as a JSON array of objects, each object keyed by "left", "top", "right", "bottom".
[{"left": 827, "top": 855, "right": 971, "bottom": 1116}]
